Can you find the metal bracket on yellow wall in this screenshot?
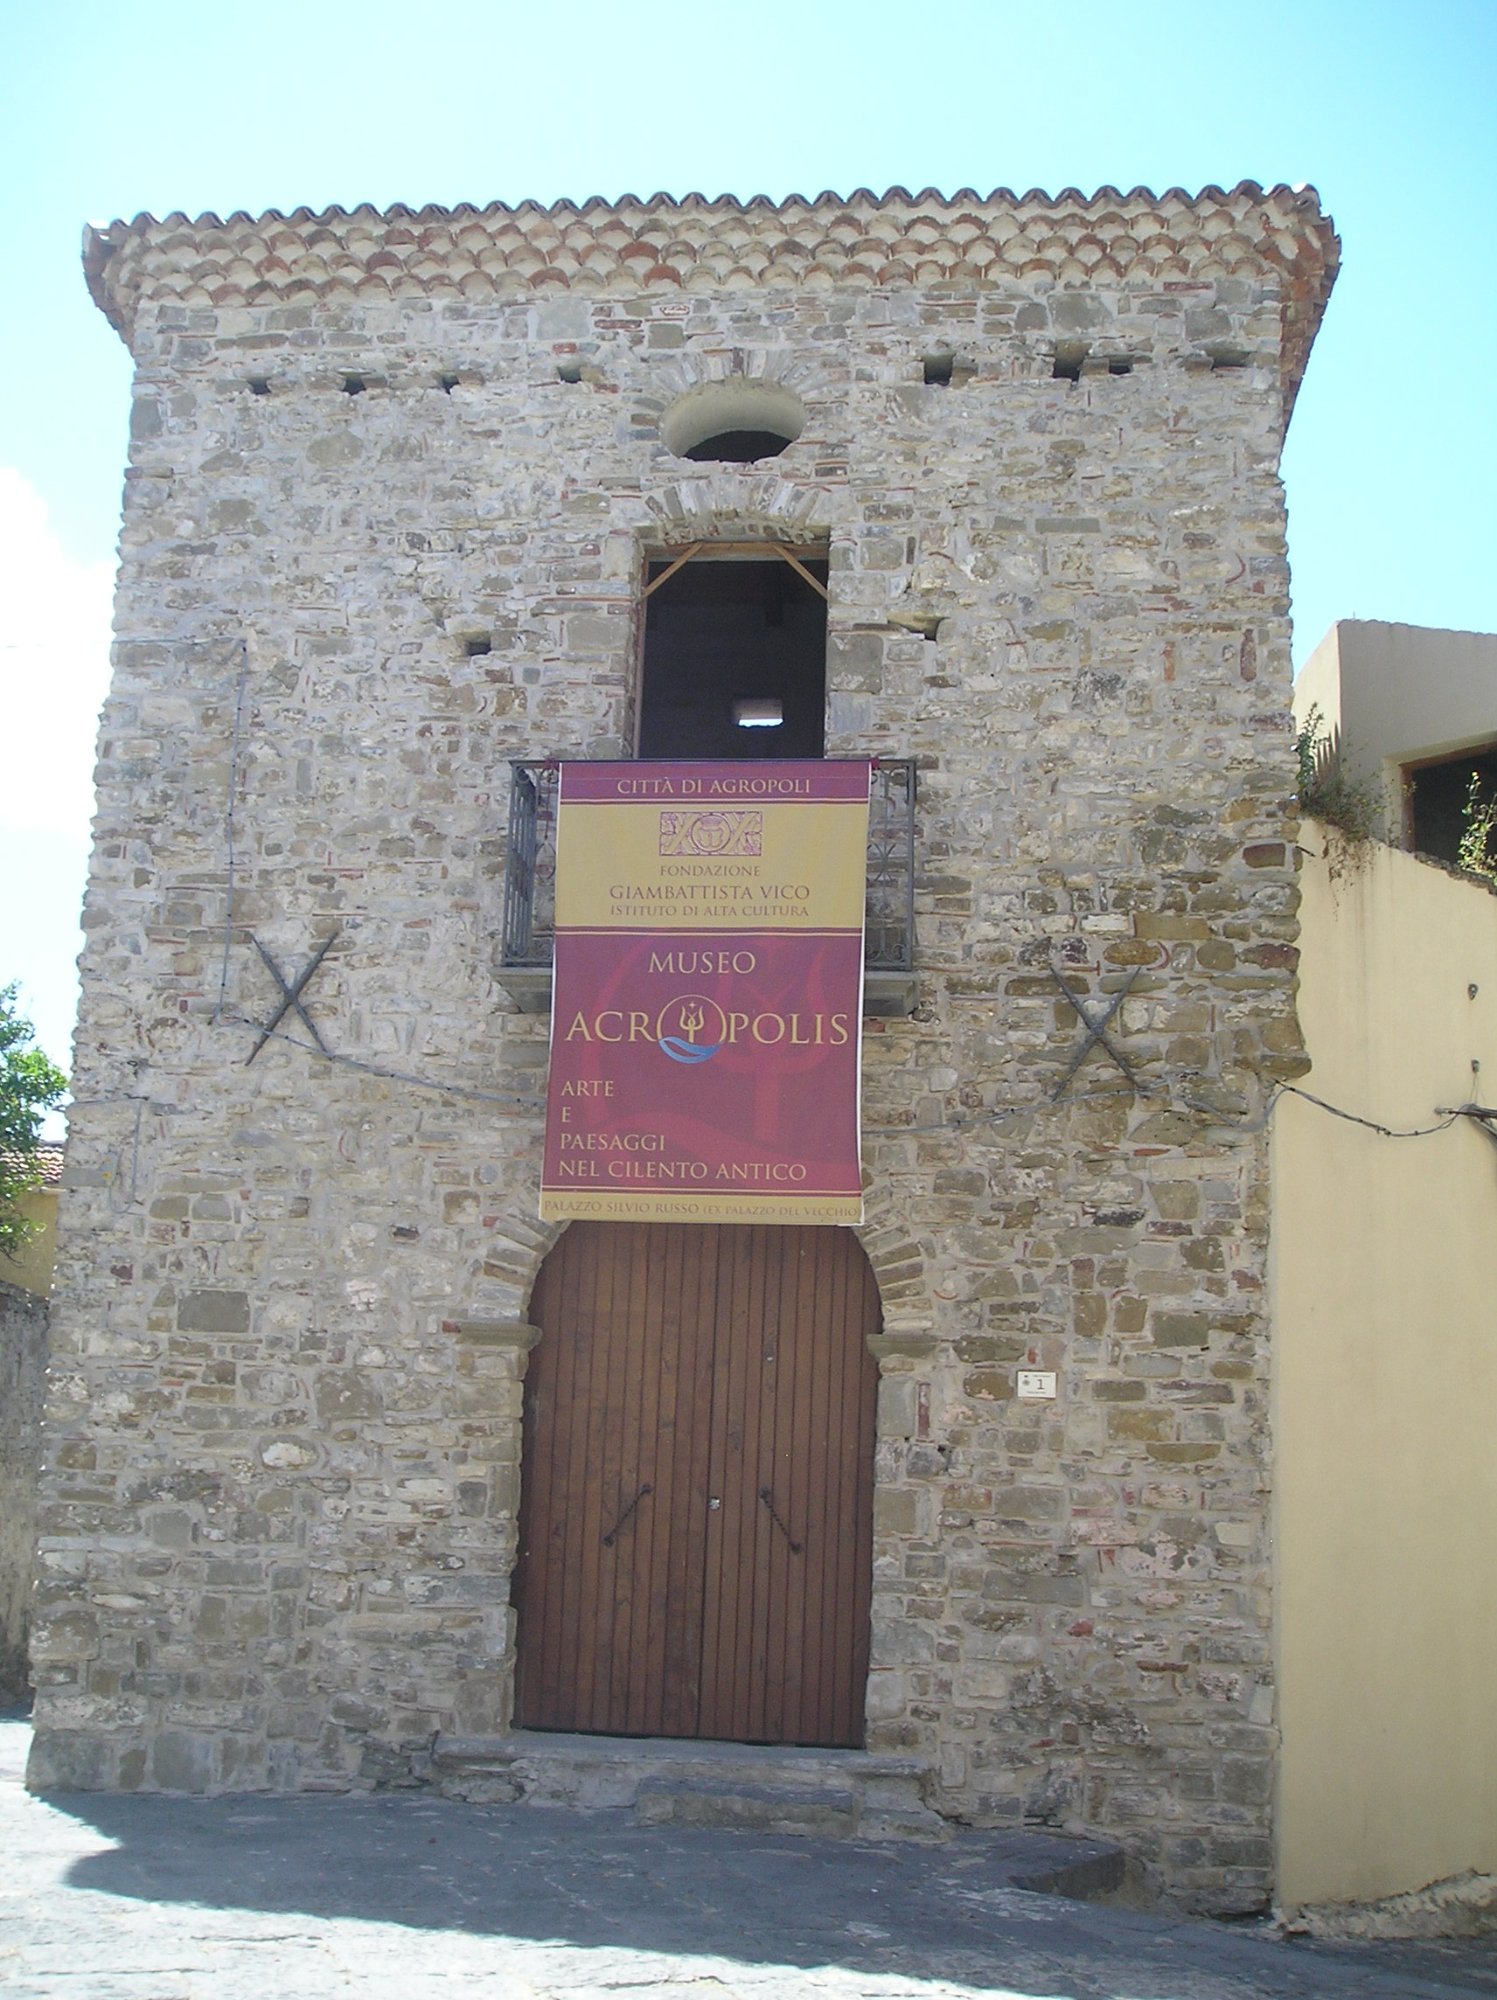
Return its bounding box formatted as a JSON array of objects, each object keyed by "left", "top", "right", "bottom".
[{"left": 1456, "top": 1106, "right": 1497, "bottom": 1157}]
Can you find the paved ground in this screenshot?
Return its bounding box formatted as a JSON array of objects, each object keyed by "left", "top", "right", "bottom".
[{"left": 3, "top": 1710, "right": 1494, "bottom": 1999}]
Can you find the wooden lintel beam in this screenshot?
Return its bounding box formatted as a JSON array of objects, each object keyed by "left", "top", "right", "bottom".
[
  {"left": 644, "top": 540, "right": 830, "bottom": 600},
  {"left": 642, "top": 543, "right": 705, "bottom": 597},
  {"left": 772, "top": 544, "right": 829, "bottom": 600}
]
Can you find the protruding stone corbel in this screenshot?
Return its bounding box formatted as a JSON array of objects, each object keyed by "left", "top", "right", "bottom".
[
  {"left": 868, "top": 1324, "right": 941, "bottom": 1365},
  {"left": 453, "top": 1320, "right": 544, "bottom": 1353}
]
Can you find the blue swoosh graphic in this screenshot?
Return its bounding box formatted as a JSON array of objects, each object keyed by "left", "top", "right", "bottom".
[{"left": 659, "top": 1037, "right": 721, "bottom": 1065}]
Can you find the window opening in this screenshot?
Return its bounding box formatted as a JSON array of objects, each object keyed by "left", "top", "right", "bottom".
[
  {"left": 922, "top": 353, "right": 975, "bottom": 387},
  {"left": 734, "top": 698, "right": 784, "bottom": 728},
  {"left": 682, "top": 429, "right": 792, "bottom": 463},
  {"left": 1405, "top": 744, "right": 1497, "bottom": 866},
  {"left": 1052, "top": 344, "right": 1086, "bottom": 382},
  {"left": 638, "top": 546, "right": 828, "bottom": 760},
  {"left": 660, "top": 381, "right": 806, "bottom": 464}
]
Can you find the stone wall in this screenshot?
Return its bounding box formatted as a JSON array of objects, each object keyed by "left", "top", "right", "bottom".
[
  {"left": 32, "top": 188, "right": 1334, "bottom": 1911},
  {"left": 1, "top": 1279, "right": 47, "bottom": 1700}
]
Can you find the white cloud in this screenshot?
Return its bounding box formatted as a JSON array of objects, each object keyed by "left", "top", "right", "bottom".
[
  {"left": 0, "top": 467, "right": 115, "bottom": 838},
  {"left": 0, "top": 469, "right": 116, "bottom": 1121}
]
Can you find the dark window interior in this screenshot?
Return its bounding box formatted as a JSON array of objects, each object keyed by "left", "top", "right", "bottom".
[
  {"left": 638, "top": 556, "right": 828, "bottom": 759},
  {"left": 682, "top": 428, "right": 794, "bottom": 463},
  {"left": 1408, "top": 746, "right": 1497, "bottom": 865}
]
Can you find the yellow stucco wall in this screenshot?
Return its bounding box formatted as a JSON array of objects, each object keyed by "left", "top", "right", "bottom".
[
  {"left": 1, "top": 1185, "right": 58, "bottom": 1299},
  {"left": 1273, "top": 827, "right": 1497, "bottom": 1908}
]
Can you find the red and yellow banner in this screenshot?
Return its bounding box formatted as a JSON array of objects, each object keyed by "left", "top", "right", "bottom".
[{"left": 540, "top": 761, "right": 870, "bottom": 1225}]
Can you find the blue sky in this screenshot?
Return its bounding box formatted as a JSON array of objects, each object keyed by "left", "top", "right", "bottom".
[{"left": 2, "top": 0, "right": 1495, "bottom": 1119}]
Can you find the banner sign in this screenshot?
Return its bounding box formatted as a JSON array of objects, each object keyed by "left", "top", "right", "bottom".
[{"left": 540, "top": 761, "right": 870, "bottom": 1226}]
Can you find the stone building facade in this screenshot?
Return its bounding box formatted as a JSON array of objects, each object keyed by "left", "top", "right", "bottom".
[{"left": 32, "top": 184, "right": 1337, "bottom": 1910}]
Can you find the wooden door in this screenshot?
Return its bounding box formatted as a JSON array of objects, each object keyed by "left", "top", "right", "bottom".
[{"left": 513, "top": 1221, "right": 879, "bottom": 1747}]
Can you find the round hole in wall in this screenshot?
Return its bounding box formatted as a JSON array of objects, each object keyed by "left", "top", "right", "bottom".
[{"left": 660, "top": 380, "right": 806, "bottom": 463}]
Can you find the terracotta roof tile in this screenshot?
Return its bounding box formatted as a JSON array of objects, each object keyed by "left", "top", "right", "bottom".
[
  {"left": 1, "top": 1145, "right": 63, "bottom": 1188},
  {"left": 83, "top": 183, "right": 1338, "bottom": 411}
]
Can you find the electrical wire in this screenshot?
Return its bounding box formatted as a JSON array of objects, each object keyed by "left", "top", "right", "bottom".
[
  {"left": 217, "top": 1009, "right": 545, "bottom": 1109},
  {"left": 866, "top": 1079, "right": 1483, "bottom": 1141},
  {"left": 1276, "top": 1083, "right": 1464, "bottom": 1141},
  {"left": 213, "top": 640, "right": 250, "bottom": 1025},
  {"left": 199, "top": 635, "right": 1482, "bottom": 1154}
]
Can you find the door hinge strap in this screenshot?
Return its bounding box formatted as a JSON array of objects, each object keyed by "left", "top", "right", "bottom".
[
  {"left": 602, "top": 1483, "right": 653, "bottom": 1546},
  {"left": 759, "top": 1486, "right": 803, "bottom": 1554}
]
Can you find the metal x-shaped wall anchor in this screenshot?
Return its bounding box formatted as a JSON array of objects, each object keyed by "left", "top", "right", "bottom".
[
  {"left": 1048, "top": 962, "right": 1142, "bottom": 1099},
  {"left": 1464, "top": 1106, "right": 1497, "bottom": 1159},
  {"left": 245, "top": 931, "right": 339, "bottom": 1065}
]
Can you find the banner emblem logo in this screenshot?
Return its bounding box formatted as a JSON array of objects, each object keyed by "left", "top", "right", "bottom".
[
  {"left": 657, "top": 994, "right": 724, "bottom": 1065},
  {"left": 659, "top": 810, "right": 763, "bottom": 858}
]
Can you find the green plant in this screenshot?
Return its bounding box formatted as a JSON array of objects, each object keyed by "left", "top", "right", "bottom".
[
  {"left": 0, "top": 984, "right": 67, "bottom": 1264},
  {"left": 1458, "top": 770, "right": 1497, "bottom": 886},
  {"left": 1294, "top": 705, "right": 1382, "bottom": 843}
]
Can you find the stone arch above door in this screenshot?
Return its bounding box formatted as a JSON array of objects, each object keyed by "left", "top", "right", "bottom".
[
  {"left": 455, "top": 1182, "right": 935, "bottom": 1367},
  {"left": 641, "top": 477, "right": 839, "bottom": 548},
  {"left": 854, "top": 1178, "right": 938, "bottom": 1352}
]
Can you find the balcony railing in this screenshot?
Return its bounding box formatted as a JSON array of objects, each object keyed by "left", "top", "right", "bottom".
[{"left": 501, "top": 759, "right": 917, "bottom": 974}]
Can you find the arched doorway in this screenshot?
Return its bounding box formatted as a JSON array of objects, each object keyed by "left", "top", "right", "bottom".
[{"left": 514, "top": 1221, "right": 879, "bottom": 1747}]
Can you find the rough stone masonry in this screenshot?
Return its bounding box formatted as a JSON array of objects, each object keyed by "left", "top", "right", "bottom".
[{"left": 30, "top": 184, "right": 1338, "bottom": 1912}]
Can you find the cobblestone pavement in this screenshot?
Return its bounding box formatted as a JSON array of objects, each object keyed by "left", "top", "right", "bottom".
[{"left": 3, "top": 1713, "right": 1493, "bottom": 1999}]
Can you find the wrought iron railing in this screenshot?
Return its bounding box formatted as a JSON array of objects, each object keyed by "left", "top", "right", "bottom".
[
  {"left": 863, "top": 759, "right": 918, "bottom": 972},
  {"left": 501, "top": 760, "right": 917, "bottom": 972}
]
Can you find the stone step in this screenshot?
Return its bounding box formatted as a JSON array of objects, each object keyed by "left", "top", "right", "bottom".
[
  {"left": 634, "top": 1777, "right": 859, "bottom": 1837},
  {"left": 430, "top": 1729, "right": 951, "bottom": 1842}
]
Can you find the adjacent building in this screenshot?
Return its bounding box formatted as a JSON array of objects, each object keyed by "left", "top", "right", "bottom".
[
  {"left": 2, "top": 1145, "right": 62, "bottom": 1701},
  {"left": 1275, "top": 624, "right": 1497, "bottom": 1913}
]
